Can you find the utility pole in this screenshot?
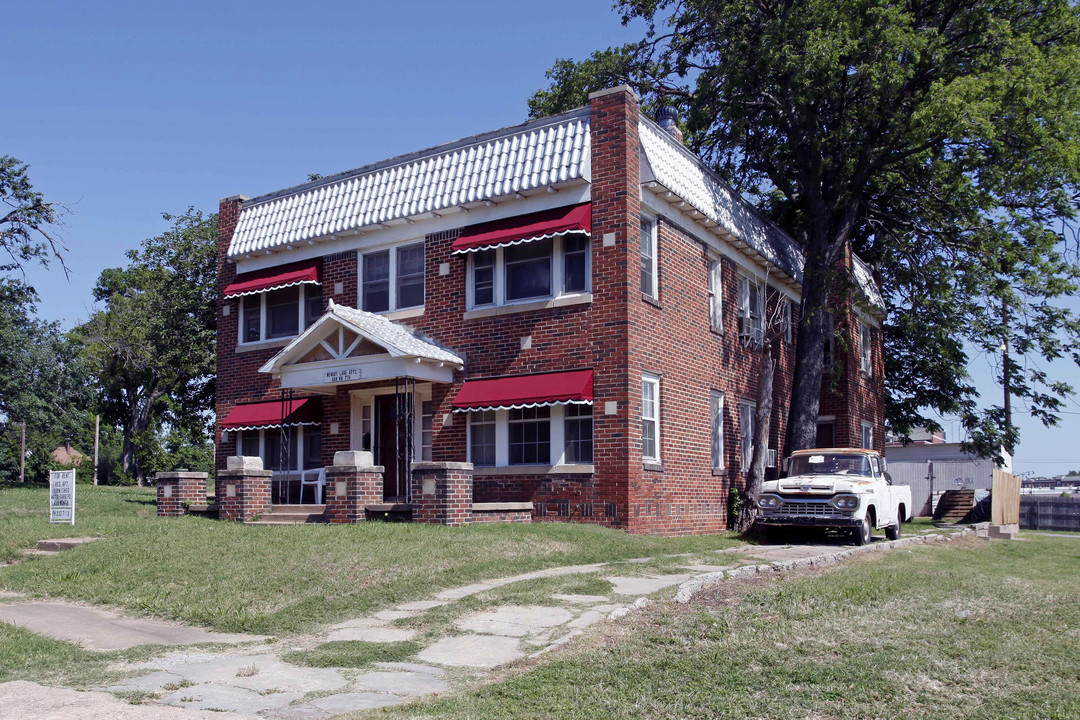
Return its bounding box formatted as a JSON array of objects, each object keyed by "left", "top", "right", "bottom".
[
  {"left": 20, "top": 421, "right": 26, "bottom": 483},
  {"left": 1001, "top": 297, "right": 1012, "bottom": 451},
  {"left": 93, "top": 414, "right": 100, "bottom": 486}
]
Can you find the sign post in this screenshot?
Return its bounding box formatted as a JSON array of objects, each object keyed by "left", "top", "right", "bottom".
[{"left": 49, "top": 469, "right": 76, "bottom": 525}]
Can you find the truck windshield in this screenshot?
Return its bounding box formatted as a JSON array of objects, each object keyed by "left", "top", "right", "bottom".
[{"left": 788, "top": 453, "right": 873, "bottom": 477}]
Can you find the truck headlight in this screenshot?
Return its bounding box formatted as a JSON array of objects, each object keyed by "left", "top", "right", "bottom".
[
  {"left": 757, "top": 495, "right": 781, "bottom": 509},
  {"left": 831, "top": 495, "right": 860, "bottom": 510}
]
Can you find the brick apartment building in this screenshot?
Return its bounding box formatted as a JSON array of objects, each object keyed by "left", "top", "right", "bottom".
[{"left": 214, "top": 85, "right": 884, "bottom": 534}]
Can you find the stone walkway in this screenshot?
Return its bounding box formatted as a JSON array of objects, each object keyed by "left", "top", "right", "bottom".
[{"left": 2, "top": 530, "right": 969, "bottom": 718}]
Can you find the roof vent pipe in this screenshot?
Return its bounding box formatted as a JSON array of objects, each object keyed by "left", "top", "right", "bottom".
[{"left": 656, "top": 106, "right": 684, "bottom": 144}]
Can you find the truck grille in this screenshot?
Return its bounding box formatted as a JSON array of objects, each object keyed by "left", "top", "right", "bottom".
[{"left": 777, "top": 501, "right": 837, "bottom": 517}]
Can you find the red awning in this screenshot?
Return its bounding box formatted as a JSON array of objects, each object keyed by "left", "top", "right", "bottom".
[
  {"left": 452, "top": 369, "right": 594, "bottom": 412},
  {"left": 220, "top": 398, "right": 321, "bottom": 431},
  {"left": 223, "top": 262, "right": 320, "bottom": 298},
  {"left": 451, "top": 203, "right": 591, "bottom": 254}
]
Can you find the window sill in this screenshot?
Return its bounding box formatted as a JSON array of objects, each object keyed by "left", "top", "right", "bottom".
[
  {"left": 380, "top": 307, "right": 425, "bottom": 321},
  {"left": 642, "top": 292, "right": 662, "bottom": 309},
  {"left": 236, "top": 338, "right": 292, "bottom": 353},
  {"left": 712, "top": 468, "right": 727, "bottom": 476},
  {"left": 643, "top": 462, "right": 664, "bottom": 472},
  {"left": 472, "top": 464, "right": 595, "bottom": 476},
  {"left": 463, "top": 293, "right": 592, "bottom": 320}
]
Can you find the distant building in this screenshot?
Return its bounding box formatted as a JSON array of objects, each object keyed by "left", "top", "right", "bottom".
[
  {"left": 885, "top": 425, "right": 946, "bottom": 446},
  {"left": 50, "top": 442, "right": 85, "bottom": 468},
  {"left": 885, "top": 442, "right": 1009, "bottom": 516}
]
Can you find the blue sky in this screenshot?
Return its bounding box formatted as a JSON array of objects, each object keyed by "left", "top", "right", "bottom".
[{"left": 5, "top": 1, "right": 1080, "bottom": 476}]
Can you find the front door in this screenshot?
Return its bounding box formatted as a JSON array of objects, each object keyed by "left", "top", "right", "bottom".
[{"left": 375, "top": 394, "right": 409, "bottom": 500}]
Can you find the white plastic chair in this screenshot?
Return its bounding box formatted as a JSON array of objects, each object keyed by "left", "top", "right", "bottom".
[{"left": 299, "top": 467, "right": 326, "bottom": 505}]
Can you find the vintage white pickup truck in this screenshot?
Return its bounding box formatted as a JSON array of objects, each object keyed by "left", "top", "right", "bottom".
[{"left": 754, "top": 448, "right": 913, "bottom": 544}]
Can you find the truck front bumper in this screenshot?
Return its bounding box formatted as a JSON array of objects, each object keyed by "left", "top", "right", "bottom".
[{"left": 755, "top": 515, "right": 862, "bottom": 528}]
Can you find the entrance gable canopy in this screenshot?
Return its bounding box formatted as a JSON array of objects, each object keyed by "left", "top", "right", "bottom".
[
  {"left": 260, "top": 300, "right": 463, "bottom": 389},
  {"left": 452, "top": 369, "right": 593, "bottom": 412}
]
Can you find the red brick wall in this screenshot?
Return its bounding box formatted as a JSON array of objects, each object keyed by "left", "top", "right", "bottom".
[
  {"left": 215, "top": 469, "right": 272, "bottom": 521},
  {"left": 155, "top": 472, "right": 208, "bottom": 517},
  {"left": 410, "top": 463, "right": 472, "bottom": 526},
  {"left": 324, "top": 466, "right": 383, "bottom": 523}
]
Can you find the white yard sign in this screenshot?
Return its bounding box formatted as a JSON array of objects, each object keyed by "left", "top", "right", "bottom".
[{"left": 49, "top": 469, "right": 76, "bottom": 524}]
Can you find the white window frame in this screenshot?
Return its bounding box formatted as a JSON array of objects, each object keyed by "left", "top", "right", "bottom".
[
  {"left": 708, "top": 256, "right": 723, "bottom": 333},
  {"left": 710, "top": 390, "right": 725, "bottom": 470},
  {"left": 861, "top": 421, "right": 874, "bottom": 450},
  {"left": 859, "top": 321, "right": 873, "bottom": 377},
  {"left": 236, "top": 426, "right": 321, "bottom": 472},
  {"left": 359, "top": 241, "right": 426, "bottom": 314},
  {"left": 465, "top": 235, "right": 590, "bottom": 310},
  {"left": 783, "top": 299, "right": 793, "bottom": 343},
  {"left": 640, "top": 215, "right": 658, "bottom": 300},
  {"left": 238, "top": 284, "right": 320, "bottom": 345},
  {"left": 465, "top": 404, "right": 594, "bottom": 468},
  {"left": 642, "top": 373, "right": 661, "bottom": 462},
  {"left": 348, "top": 386, "right": 433, "bottom": 462},
  {"left": 739, "top": 401, "right": 756, "bottom": 472},
  {"left": 737, "top": 275, "right": 765, "bottom": 346}
]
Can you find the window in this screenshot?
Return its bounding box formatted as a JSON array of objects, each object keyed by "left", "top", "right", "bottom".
[
  {"left": 360, "top": 404, "right": 373, "bottom": 452},
  {"left": 739, "top": 401, "right": 755, "bottom": 471},
  {"left": 361, "top": 243, "right": 425, "bottom": 313},
  {"left": 467, "top": 236, "right": 589, "bottom": 308},
  {"left": 505, "top": 240, "right": 552, "bottom": 301},
  {"left": 861, "top": 421, "right": 874, "bottom": 450},
  {"left": 640, "top": 217, "right": 657, "bottom": 299},
  {"left": 509, "top": 407, "right": 551, "bottom": 465},
  {"left": 564, "top": 404, "right": 593, "bottom": 463},
  {"left": 642, "top": 374, "right": 661, "bottom": 461},
  {"left": 816, "top": 420, "right": 836, "bottom": 448},
  {"left": 420, "top": 401, "right": 434, "bottom": 462},
  {"left": 859, "top": 322, "right": 873, "bottom": 377},
  {"left": 737, "top": 276, "right": 764, "bottom": 345},
  {"left": 783, "top": 300, "right": 793, "bottom": 343},
  {"left": 710, "top": 391, "right": 725, "bottom": 470},
  {"left": 708, "top": 257, "right": 723, "bottom": 333},
  {"left": 472, "top": 249, "right": 495, "bottom": 306},
  {"left": 469, "top": 411, "right": 496, "bottom": 466},
  {"left": 239, "top": 285, "right": 321, "bottom": 344},
  {"left": 238, "top": 427, "right": 321, "bottom": 472},
  {"left": 822, "top": 313, "right": 836, "bottom": 370},
  {"left": 397, "top": 244, "right": 425, "bottom": 309},
  {"left": 563, "top": 235, "right": 588, "bottom": 293}
]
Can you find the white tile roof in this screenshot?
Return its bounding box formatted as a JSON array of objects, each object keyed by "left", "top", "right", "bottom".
[
  {"left": 228, "top": 110, "right": 591, "bottom": 258},
  {"left": 326, "top": 301, "right": 464, "bottom": 366},
  {"left": 638, "top": 118, "right": 805, "bottom": 283},
  {"left": 852, "top": 254, "right": 885, "bottom": 311}
]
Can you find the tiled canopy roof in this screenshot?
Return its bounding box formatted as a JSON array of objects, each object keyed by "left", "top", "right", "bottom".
[
  {"left": 325, "top": 301, "right": 464, "bottom": 366},
  {"left": 228, "top": 109, "right": 591, "bottom": 258}
]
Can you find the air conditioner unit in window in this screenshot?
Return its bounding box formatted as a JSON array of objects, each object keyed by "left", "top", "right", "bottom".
[{"left": 738, "top": 316, "right": 764, "bottom": 347}]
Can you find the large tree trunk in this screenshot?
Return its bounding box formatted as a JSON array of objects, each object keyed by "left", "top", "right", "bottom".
[
  {"left": 786, "top": 247, "right": 832, "bottom": 453},
  {"left": 734, "top": 343, "right": 775, "bottom": 533}
]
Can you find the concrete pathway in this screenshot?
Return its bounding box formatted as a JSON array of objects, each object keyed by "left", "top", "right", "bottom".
[
  {"left": 0, "top": 602, "right": 267, "bottom": 650},
  {"left": 5, "top": 530, "right": 969, "bottom": 718},
  {"left": 0, "top": 680, "right": 252, "bottom": 720}
]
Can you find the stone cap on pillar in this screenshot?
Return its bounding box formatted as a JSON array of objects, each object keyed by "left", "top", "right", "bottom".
[
  {"left": 154, "top": 471, "right": 209, "bottom": 480},
  {"left": 227, "top": 455, "right": 263, "bottom": 471},
  {"left": 333, "top": 450, "right": 374, "bottom": 467},
  {"left": 411, "top": 462, "right": 475, "bottom": 471}
]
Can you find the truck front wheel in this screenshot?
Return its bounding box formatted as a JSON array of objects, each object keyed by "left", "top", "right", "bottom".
[{"left": 853, "top": 516, "right": 872, "bottom": 545}]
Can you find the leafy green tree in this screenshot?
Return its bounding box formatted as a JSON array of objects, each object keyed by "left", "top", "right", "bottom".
[
  {"left": 530, "top": 0, "right": 1080, "bottom": 459},
  {"left": 1, "top": 155, "right": 66, "bottom": 274},
  {"left": 0, "top": 280, "right": 91, "bottom": 482},
  {"left": 77, "top": 209, "right": 217, "bottom": 484}
]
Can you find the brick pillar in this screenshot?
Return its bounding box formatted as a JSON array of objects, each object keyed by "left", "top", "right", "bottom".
[
  {"left": 411, "top": 462, "right": 473, "bottom": 526},
  {"left": 324, "top": 451, "right": 384, "bottom": 523},
  {"left": 155, "top": 472, "right": 208, "bottom": 517},
  {"left": 216, "top": 456, "right": 272, "bottom": 522},
  {"left": 588, "top": 85, "right": 641, "bottom": 530}
]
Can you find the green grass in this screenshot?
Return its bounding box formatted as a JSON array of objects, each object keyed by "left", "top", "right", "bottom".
[
  {"left": 0, "top": 621, "right": 174, "bottom": 687},
  {"left": 0, "top": 483, "right": 741, "bottom": 635},
  {"left": 372, "top": 534, "right": 1080, "bottom": 720},
  {"left": 282, "top": 640, "right": 421, "bottom": 668}
]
